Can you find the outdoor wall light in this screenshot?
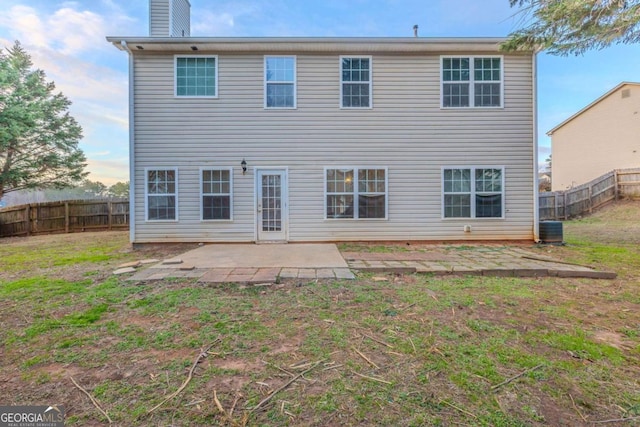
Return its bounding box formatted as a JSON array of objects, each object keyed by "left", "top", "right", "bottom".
[{"left": 241, "top": 159, "right": 247, "bottom": 175}]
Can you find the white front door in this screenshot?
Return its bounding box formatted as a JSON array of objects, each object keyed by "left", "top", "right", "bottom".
[{"left": 256, "top": 169, "right": 288, "bottom": 242}]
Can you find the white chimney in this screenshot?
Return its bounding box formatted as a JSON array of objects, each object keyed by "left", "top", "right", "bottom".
[{"left": 149, "top": 0, "right": 191, "bottom": 37}]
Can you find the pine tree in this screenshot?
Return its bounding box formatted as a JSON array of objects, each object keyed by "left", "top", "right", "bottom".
[
  {"left": 0, "top": 41, "right": 87, "bottom": 200},
  {"left": 502, "top": 0, "right": 640, "bottom": 55}
]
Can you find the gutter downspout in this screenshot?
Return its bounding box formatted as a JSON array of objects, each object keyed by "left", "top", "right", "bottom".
[
  {"left": 122, "top": 41, "right": 136, "bottom": 244},
  {"left": 532, "top": 52, "right": 540, "bottom": 243}
]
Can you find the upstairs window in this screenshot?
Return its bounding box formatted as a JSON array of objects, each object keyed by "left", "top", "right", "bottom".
[
  {"left": 441, "top": 56, "right": 502, "bottom": 108},
  {"left": 175, "top": 56, "right": 217, "bottom": 97},
  {"left": 326, "top": 168, "right": 387, "bottom": 219},
  {"left": 265, "top": 56, "right": 296, "bottom": 108},
  {"left": 341, "top": 57, "right": 372, "bottom": 108},
  {"left": 443, "top": 167, "right": 504, "bottom": 218}
]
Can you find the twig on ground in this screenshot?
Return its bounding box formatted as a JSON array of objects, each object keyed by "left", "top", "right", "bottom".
[
  {"left": 184, "top": 399, "right": 206, "bottom": 407},
  {"left": 148, "top": 340, "right": 220, "bottom": 414},
  {"left": 491, "top": 364, "right": 544, "bottom": 391},
  {"left": 323, "top": 364, "right": 343, "bottom": 371},
  {"left": 439, "top": 399, "right": 477, "bottom": 419},
  {"left": 250, "top": 360, "right": 323, "bottom": 413},
  {"left": 401, "top": 302, "right": 417, "bottom": 311},
  {"left": 306, "top": 288, "right": 329, "bottom": 303},
  {"left": 351, "top": 371, "right": 392, "bottom": 385},
  {"left": 569, "top": 394, "right": 588, "bottom": 423},
  {"left": 229, "top": 392, "right": 241, "bottom": 418},
  {"left": 289, "top": 359, "right": 309, "bottom": 369},
  {"left": 593, "top": 416, "right": 640, "bottom": 424},
  {"left": 213, "top": 390, "right": 226, "bottom": 416},
  {"left": 353, "top": 348, "right": 379, "bottom": 369},
  {"left": 70, "top": 377, "right": 112, "bottom": 424},
  {"left": 361, "top": 333, "right": 394, "bottom": 348},
  {"left": 408, "top": 337, "right": 417, "bottom": 353},
  {"left": 262, "top": 360, "right": 295, "bottom": 377}
]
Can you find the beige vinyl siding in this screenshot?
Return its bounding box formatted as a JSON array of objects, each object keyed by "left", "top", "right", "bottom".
[
  {"left": 131, "top": 52, "right": 534, "bottom": 243},
  {"left": 170, "top": 0, "right": 190, "bottom": 37},
  {"left": 551, "top": 84, "right": 640, "bottom": 190},
  {"left": 149, "top": 0, "right": 170, "bottom": 37}
]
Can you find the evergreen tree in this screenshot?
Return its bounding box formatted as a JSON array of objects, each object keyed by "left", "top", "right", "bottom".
[
  {"left": 502, "top": 0, "right": 640, "bottom": 55},
  {"left": 0, "top": 41, "right": 87, "bottom": 200}
]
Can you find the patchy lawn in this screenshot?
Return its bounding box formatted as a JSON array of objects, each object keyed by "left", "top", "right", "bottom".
[{"left": 1, "top": 202, "right": 639, "bottom": 426}]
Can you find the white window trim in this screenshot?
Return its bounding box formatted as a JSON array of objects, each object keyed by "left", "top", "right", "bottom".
[
  {"left": 324, "top": 166, "right": 388, "bottom": 220},
  {"left": 264, "top": 55, "right": 297, "bottom": 109},
  {"left": 339, "top": 55, "right": 373, "bottom": 109},
  {"left": 200, "top": 167, "right": 233, "bottom": 222},
  {"left": 174, "top": 54, "right": 219, "bottom": 98},
  {"left": 145, "top": 167, "right": 179, "bottom": 222},
  {"left": 441, "top": 166, "right": 505, "bottom": 220},
  {"left": 440, "top": 55, "right": 503, "bottom": 109}
]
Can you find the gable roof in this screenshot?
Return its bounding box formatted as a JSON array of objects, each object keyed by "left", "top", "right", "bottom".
[{"left": 547, "top": 82, "right": 640, "bottom": 136}]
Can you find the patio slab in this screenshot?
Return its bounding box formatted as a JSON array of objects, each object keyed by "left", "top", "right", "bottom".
[
  {"left": 155, "top": 243, "right": 348, "bottom": 269},
  {"left": 124, "top": 243, "right": 615, "bottom": 282}
]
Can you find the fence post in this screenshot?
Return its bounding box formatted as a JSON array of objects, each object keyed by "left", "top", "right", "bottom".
[
  {"left": 588, "top": 184, "right": 593, "bottom": 214},
  {"left": 614, "top": 170, "right": 619, "bottom": 200},
  {"left": 554, "top": 193, "right": 559, "bottom": 220},
  {"left": 65, "top": 202, "right": 70, "bottom": 233},
  {"left": 25, "top": 205, "right": 31, "bottom": 236},
  {"left": 108, "top": 201, "right": 113, "bottom": 230},
  {"left": 563, "top": 192, "right": 568, "bottom": 220}
]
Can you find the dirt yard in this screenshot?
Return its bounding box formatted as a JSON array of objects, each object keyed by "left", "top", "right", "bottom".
[{"left": 0, "top": 201, "right": 639, "bottom": 426}]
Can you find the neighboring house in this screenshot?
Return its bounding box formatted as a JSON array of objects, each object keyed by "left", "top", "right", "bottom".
[
  {"left": 548, "top": 82, "right": 640, "bottom": 191},
  {"left": 107, "top": 0, "right": 538, "bottom": 244}
]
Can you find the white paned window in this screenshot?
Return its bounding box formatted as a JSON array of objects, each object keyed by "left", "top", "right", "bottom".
[
  {"left": 326, "top": 168, "right": 387, "bottom": 219},
  {"left": 441, "top": 56, "right": 502, "bottom": 108},
  {"left": 341, "top": 57, "right": 372, "bottom": 108},
  {"left": 265, "top": 56, "right": 296, "bottom": 108},
  {"left": 201, "top": 168, "right": 232, "bottom": 221},
  {"left": 175, "top": 56, "right": 217, "bottom": 97},
  {"left": 443, "top": 167, "right": 504, "bottom": 218},
  {"left": 146, "top": 168, "right": 177, "bottom": 221}
]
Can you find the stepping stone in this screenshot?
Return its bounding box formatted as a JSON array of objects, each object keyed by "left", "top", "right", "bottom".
[
  {"left": 114, "top": 267, "right": 137, "bottom": 275},
  {"left": 117, "top": 261, "right": 141, "bottom": 269},
  {"left": 162, "top": 258, "right": 183, "bottom": 265}
]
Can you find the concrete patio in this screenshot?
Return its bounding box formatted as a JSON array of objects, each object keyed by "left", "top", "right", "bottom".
[{"left": 124, "top": 243, "right": 616, "bottom": 283}]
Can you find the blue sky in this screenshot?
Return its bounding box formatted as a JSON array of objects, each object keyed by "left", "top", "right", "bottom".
[{"left": 1, "top": 0, "right": 639, "bottom": 184}]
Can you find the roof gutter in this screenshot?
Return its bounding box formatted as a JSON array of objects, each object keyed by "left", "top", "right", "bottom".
[{"left": 105, "top": 36, "right": 516, "bottom": 54}]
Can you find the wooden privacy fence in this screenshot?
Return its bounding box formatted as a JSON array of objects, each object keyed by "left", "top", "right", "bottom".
[
  {"left": 539, "top": 168, "right": 640, "bottom": 220},
  {"left": 0, "top": 199, "right": 129, "bottom": 238}
]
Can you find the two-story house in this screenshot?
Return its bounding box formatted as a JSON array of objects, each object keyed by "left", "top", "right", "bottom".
[{"left": 108, "top": 0, "right": 539, "bottom": 244}]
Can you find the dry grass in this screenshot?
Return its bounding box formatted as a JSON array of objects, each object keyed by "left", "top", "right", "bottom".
[{"left": 0, "top": 202, "right": 639, "bottom": 426}]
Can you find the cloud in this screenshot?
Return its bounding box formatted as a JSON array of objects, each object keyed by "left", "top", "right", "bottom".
[
  {"left": 49, "top": 7, "right": 106, "bottom": 54},
  {"left": 192, "top": 11, "right": 236, "bottom": 35},
  {"left": 0, "top": 5, "right": 48, "bottom": 48},
  {"left": 86, "top": 157, "right": 130, "bottom": 185},
  {"left": 191, "top": 2, "right": 261, "bottom": 36},
  {"left": 0, "top": 5, "right": 106, "bottom": 54},
  {"left": 0, "top": 2, "right": 135, "bottom": 185}
]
